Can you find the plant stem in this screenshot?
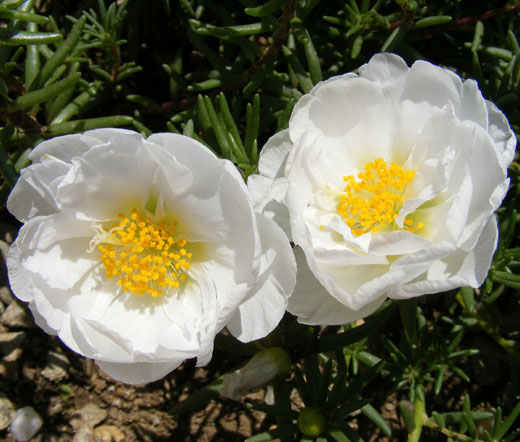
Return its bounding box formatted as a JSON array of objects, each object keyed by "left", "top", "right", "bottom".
[
  {"left": 408, "top": 385, "right": 425, "bottom": 442},
  {"left": 423, "top": 418, "right": 484, "bottom": 442}
]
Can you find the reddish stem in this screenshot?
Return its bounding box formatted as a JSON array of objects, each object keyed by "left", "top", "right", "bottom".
[{"left": 390, "top": 2, "right": 520, "bottom": 32}]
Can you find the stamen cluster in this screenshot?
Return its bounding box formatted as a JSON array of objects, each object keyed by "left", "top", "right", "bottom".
[
  {"left": 337, "top": 158, "right": 415, "bottom": 236},
  {"left": 97, "top": 209, "right": 192, "bottom": 297}
]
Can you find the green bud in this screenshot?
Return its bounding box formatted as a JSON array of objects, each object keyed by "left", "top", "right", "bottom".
[
  {"left": 297, "top": 407, "right": 327, "bottom": 437},
  {"left": 220, "top": 347, "right": 291, "bottom": 400}
]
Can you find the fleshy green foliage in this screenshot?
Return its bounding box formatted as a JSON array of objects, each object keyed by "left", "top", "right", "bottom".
[{"left": 1, "top": 1, "right": 520, "bottom": 441}]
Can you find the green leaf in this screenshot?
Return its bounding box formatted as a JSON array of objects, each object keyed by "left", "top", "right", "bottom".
[
  {"left": 46, "top": 115, "right": 133, "bottom": 136},
  {"left": 329, "top": 421, "right": 362, "bottom": 442},
  {"left": 361, "top": 404, "right": 391, "bottom": 436},
  {"left": 495, "top": 401, "right": 520, "bottom": 440},
  {"left": 492, "top": 271, "right": 520, "bottom": 290},
  {"left": 294, "top": 366, "right": 314, "bottom": 406},
  {"left": 24, "top": 21, "right": 40, "bottom": 89},
  {"left": 282, "top": 45, "right": 315, "bottom": 93},
  {"left": 0, "top": 29, "right": 62, "bottom": 45},
  {"left": 182, "top": 119, "right": 194, "bottom": 138},
  {"left": 327, "top": 429, "right": 351, "bottom": 442},
  {"left": 380, "top": 24, "right": 408, "bottom": 52},
  {"left": 9, "top": 72, "right": 81, "bottom": 111},
  {"left": 244, "top": 94, "right": 260, "bottom": 158},
  {"left": 332, "top": 398, "right": 368, "bottom": 419},
  {"left": 471, "top": 21, "right": 484, "bottom": 52},
  {"left": 434, "top": 365, "right": 446, "bottom": 395},
  {"left": 399, "top": 402, "right": 415, "bottom": 432},
  {"left": 460, "top": 286, "right": 475, "bottom": 312},
  {"left": 32, "top": 15, "right": 86, "bottom": 90},
  {"left": 191, "top": 20, "right": 274, "bottom": 37},
  {"left": 51, "top": 81, "right": 102, "bottom": 125},
  {"left": 414, "top": 15, "right": 452, "bottom": 29},
  {"left": 245, "top": 0, "right": 287, "bottom": 17},
  {"left": 245, "top": 424, "right": 298, "bottom": 442},
  {"left": 276, "top": 98, "right": 294, "bottom": 131},
  {"left": 441, "top": 410, "right": 493, "bottom": 425},
  {"left": 291, "top": 17, "right": 322, "bottom": 84},
  {"left": 202, "top": 95, "right": 233, "bottom": 160},
  {"left": 451, "top": 366, "right": 470, "bottom": 383},
  {"left": 217, "top": 92, "right": 245, "bottom": 153},
  {"left": 0, "top": 7, "right": 48, "bottom": 23},
  {"left": 317, "top": 359, "right": 333, "bottom": 403},
  {"left": 187, "top": 78, "right": 222, "bottom": 92}
]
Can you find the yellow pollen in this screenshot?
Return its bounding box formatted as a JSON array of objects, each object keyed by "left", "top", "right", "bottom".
[
  {"left": 95, "top": 209, "right": 192, "bottom": 297},
  {"left": 337, "top": 158, "right": 415, "bottom": 236}
]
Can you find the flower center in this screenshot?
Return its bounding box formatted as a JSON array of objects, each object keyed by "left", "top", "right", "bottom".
[
  {"left": 93, "top": 209, "right": 192, "bottom": 297},
  {"left": 337, "top": 158, "right": 420, "bottom": 236}
]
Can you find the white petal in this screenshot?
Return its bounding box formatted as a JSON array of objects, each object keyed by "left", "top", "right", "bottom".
[
  {"left": 55, "top": 144, "right": 156, "bottom": 220},
  {"left": 257, "top": 129, "right": 292, "bottom": 180},
  {"left": 288, "top": 248, "right": 385, "bottom": 325},
  {"left": 9, "top": 215, "right": 98, "bottom": 291},
  {"left": 227, "top": 214, "right": 296, "bottom": 342},
  {"left": 289, "top": 76, "right": 395, "bottom": 154},
  {"left": 248, "top": 130, "right": 293, "bottom": 238},
  {"left": 199, "top": 241, "right": 255, "bottom": 335},
  {"left": 442, "top": 215, "right": 498, "bottom": 288},
  {"left": 149, "top": 136, "right": 255, "bottom": 243},
  {"left": 359, "top": 53, "right": 409, "bottom": 85},
  {"left": 96, "top": 360, "right": 183, "bottom": 384},
  {"left": 458, "top": 79, "right": 488, "bottom": 128},
  {"left": 28, "top": 132, "right": 103, "bottom": 163},
  {"left": 485, "top": 100, "right": 517, "bottom": 168},
  {"left": 401, "top": 60, "right": 462, "bottom": 109},
  {"left": 7, "top": 158, "right": 70, "bottom": 221}
]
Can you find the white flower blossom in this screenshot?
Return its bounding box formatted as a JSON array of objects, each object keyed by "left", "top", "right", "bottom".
[
  {"left": 249, "top": 53, "right": 516, "bottom": 325},
  {"left": 7, "top": 129, "right": 296, "bottom": 384}
]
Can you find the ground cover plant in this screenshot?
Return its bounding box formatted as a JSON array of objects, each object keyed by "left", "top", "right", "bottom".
[{"left": 0, "top": 0, "right": 520, "bottom": 441}]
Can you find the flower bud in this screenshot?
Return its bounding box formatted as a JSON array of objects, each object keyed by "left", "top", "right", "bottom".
[
  {"left": 220, "top": 347, "right": 291, "bottom": 400},
  {"left": 297, "top": 407, "right": 327, "bottom": 437}
]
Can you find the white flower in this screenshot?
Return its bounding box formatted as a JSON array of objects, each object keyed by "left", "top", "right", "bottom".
[
  {"left": 249, "top": 53, "right": 516, "bottom": 325},
  {"left": 7, "top": 129, "right": 296, "bottom": 384}
]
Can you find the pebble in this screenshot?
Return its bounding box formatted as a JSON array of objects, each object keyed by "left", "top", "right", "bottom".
[
  {"left": 0, "top": 287, "right": 14, "bottom": 305},
  {"left": 4, "top": 347, "right": 23, "bottom": 362},
  {"left": 70, "top": 403, "right": 108, "bottom": 430},
  {"left": 0, "top": 331, "right": 26, "bottom": 356},
  {"left": 94, "top": 425, "right": 126, "bottom": 442},
  {"left": 72, "top": 426, "right": 96, "bottom": 442},
  {"left": 10, "top": 406, "right": 43, "bottom": 442},
  {"left": 0, "top": 394, "right": 15, "bottom": 430},
  {"left": 1, "top": 302, "right": 33, "bottom": 328},
  {"left": 42, "top": 351, "right": 69, "bottom": 382}
]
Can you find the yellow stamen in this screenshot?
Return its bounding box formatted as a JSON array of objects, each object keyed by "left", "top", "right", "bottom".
[
  {"left": 337, "top": 158, "right": 415, "bottom": 236},
  {"left": 93, "top": 210, "right": 192, "bottom": 297}
]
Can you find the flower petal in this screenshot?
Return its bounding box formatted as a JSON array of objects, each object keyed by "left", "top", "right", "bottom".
[
  {"left": 96, "top": 360, "right": 183, "bottom": 384},
  {"left": 227, "top": 213, "right": 296, "bottom": 342},
  {"left": 288, "top": 248, "right": 385, "bottom": 325}
]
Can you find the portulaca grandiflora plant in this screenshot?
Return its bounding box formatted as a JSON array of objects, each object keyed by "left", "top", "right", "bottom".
[
  {"left": 249, "top": 53, "right": 516, "bottom": 325},
  {"left": 6, "top": 129, "right": 296, "bottom": 384},
  {"left": 3, "top": 0, "right": 520, "bottom": 440}
]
